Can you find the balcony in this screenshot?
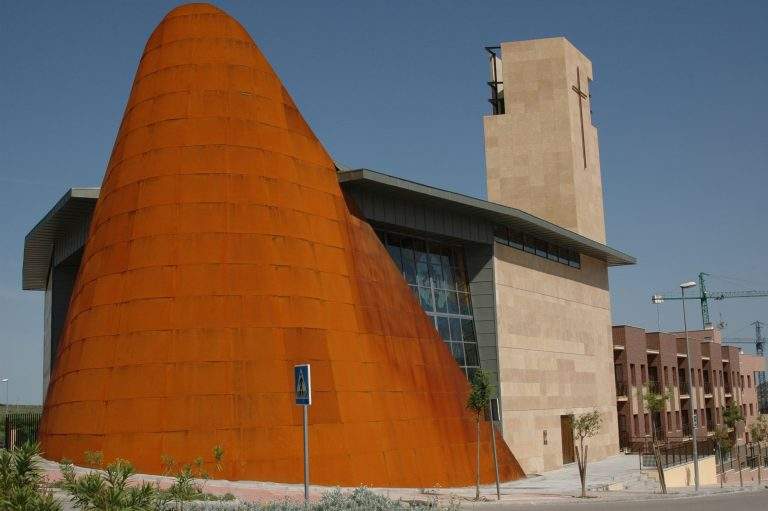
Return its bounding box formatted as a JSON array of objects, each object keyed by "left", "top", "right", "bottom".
[
  {"left": 679, "top": 380, "right": 690, "bottom": 396},
  {"left": 724, "top": 382, "right": 733, "bottom": 395},
  {"left": 707, "top": 420, "right": 716, "bottom": 432},
  {"left": 615, "top": 380, "right": 628, "bottom": 399},
  {"left": 647, "top": 380, "right": 663, "bottom": 394},
  {"left": 682, "top": 423, "right": 692, "bottom": 437},
  {"left": 704, "top": 380, "right": 713, "bottom": 396}
]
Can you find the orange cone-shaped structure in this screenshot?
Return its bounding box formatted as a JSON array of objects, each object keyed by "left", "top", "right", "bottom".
[{"left": 40, "top": 3, "right": 524, "bottom": 487}]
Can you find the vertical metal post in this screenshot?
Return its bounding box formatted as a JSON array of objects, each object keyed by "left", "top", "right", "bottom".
[
  {"left": 489, "top": 399, "right": 500, "bottom": 500},
  {"left": 3, "top": 379, "right": 8, "bottom": 419},
  {"left": 682, "top": 286, "right": 700, "bottom": 490},
  {"left": 303, "top": 404, "right": 309, "bottom": 503}
]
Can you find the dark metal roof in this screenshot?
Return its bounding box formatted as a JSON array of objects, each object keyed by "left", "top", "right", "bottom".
[
  {"left": 338, "top": 169, "right": 636, "bottom": 267},
  {"left": 22, "top": 188, "right": 99, "bottom": 290},
  {"left": 22, "top": 169, "right": 635, "bottom": 291}
]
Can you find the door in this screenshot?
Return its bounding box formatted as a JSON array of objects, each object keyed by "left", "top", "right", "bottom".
[{"left": 560, "top": 415, "right": 575, "bottom": 464}]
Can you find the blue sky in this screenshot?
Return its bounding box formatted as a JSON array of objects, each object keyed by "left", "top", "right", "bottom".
[{"left": 1, "top": 1, "right": 766, "bottom": 404}]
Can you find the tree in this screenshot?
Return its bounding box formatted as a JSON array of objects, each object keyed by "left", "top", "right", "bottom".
[
  {"left": 749, "top": 415, "right": 768, "bottom": 484},
  {"left": 713, "top": 426, "right": 731, "bottom": 487},
  {"left": 0, "top": 442, "right": 61, "bottom": 511},
  {"left": 642, "top": 384, "right": 671, "bottom": 494},
  {"left": 723, "top": 402, "right": 745, "bottom": 487},
  {"left": 572, "top": 410, "right": 602, "bottom": 498},
  {"left": 466, "top": 369, "right": 493, "bottom": 501}
]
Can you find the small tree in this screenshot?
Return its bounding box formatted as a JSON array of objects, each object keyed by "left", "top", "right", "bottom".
[
  {"left": 466, "top": 369, "right": 493, "bottom": 501},
  {"left": 572, "top": 410, "right": 602, "bottom": 498},
  {"left": 642, "top": 384, "right": 671, "bottom": 493},
  {"left": 713, "top": 425, "right": 730, "bottom": 486},
  {"left": 749, "top": 415, "right": 768, "bottom": 484},
  {"left": 723, "top": 402, "right": 745, "bottom": 487}
]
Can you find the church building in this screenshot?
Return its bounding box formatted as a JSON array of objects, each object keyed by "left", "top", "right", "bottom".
[{"left": 22, "top": 4, "right": 633, "bottom": 480}]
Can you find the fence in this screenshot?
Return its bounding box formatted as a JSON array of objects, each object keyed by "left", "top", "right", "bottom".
[
  {"left": 716, "top": 442, "right": 768, "bottom": 473},
  {"left": 641, "top": 439, "right": 717, "bottom": 469},
  {"left": 2, "top": 412, "right": 42, "bottom": 449}
]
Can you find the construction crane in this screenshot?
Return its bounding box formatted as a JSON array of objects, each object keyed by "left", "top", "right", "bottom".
[
  {"left": 651, "top": 272, "right": 768, "bottom": 329},
  {"left": 724, "top": 321, "right": 765, "bottom": 357}
]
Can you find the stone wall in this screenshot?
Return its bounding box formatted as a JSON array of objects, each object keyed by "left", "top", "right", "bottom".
[{"left": 494, "top": 245, "right": 617, "bottom": 473}]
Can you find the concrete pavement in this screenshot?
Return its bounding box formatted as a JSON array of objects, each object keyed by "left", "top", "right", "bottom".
[{"left": 469, "top": 489, "right": 768, "bottom": 510}]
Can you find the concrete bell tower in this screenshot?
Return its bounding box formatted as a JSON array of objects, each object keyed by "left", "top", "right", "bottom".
[{"left": 484, "top": 37, "right": 606, "bottom": 244}]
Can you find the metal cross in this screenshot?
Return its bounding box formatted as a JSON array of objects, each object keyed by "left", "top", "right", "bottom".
[{"left": 571, "top": 66, "right": 588, "bottom": 168}]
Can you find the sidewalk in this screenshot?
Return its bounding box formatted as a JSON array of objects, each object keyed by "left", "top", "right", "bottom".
[{"left": 42, "top": 453, "right": 766, "bottom": 508}]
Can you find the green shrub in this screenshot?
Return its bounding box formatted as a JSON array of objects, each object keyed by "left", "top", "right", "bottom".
[
  {"left": 0, "top": 442, "right": 61, "bottom": 511},
  {"left": 177, "top": 487, "right": 458, "bottom": 510},
  {"left": 60, "top": 458, "right": 158, "bottom": 510}
]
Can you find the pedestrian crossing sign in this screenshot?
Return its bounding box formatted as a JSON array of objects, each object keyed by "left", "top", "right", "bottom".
[{"left": 294, "top": 364, "right": 311, "bottom": 405}]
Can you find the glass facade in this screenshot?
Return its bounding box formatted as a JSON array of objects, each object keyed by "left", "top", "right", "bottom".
[{"left": 376, "top": 230, "right": 480, "bottom": 379}]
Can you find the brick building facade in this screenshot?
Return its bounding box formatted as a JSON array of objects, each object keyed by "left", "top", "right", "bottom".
[{"left": 613, "top": 325, "right": 764, "bottom": 447}]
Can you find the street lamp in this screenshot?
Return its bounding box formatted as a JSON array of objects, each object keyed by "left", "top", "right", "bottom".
[
  {"left": 651, "top": 295, "right": 664, "bottom": 331},
  {"left": 1, "top": 378, "right": 8, "bottom": 425},
  {"left": 680, "top": 281, "right": 700, "bottom": 491}
]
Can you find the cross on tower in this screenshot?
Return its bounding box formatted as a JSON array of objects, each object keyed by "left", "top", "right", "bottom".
[{"left": 571, "top": 66, "right": 589, "bottom": 168}]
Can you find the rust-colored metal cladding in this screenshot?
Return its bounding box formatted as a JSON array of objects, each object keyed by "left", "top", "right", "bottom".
[{"left": 40, "top": 3, "right": 524, "bottom": 487}]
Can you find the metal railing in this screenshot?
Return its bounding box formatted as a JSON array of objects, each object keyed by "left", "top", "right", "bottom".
[
  {"left": 615, "top": 380, "right": 628, "bottom": 397},
  {"left": 679, "top": 380, "right": 690, "bottom": 395},
  {"left": 2, "top": 413, "right": 42, "bottom": 449},
  {"left": 716, "top": 442, "right": 768, "bottom": 473},
  {"left": 647, "top": 380, "right": 662, "bottom": 394},
  {"left": 704, "top": 380, "right": 713, "bottom": 395},
  {"left": 642, "top": 439, "right": 717, "bottom": 469}
]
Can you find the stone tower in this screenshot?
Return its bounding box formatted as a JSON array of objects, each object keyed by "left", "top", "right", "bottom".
[{"left": 484, "top": 37, "right": 606, "bottom": 243}]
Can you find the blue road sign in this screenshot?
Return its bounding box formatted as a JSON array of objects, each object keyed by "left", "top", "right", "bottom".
[{"left": 294, "top": 364, "right": 311, "bottom": 405}]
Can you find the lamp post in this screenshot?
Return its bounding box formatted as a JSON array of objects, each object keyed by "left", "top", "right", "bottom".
[
  {"left": 680, "top": 281, "right": 700, "bottom": 491},
  {"left": 1, "top": 378, "right": 8, "bottom": 445},
  {"left": 1, "top": 378, "right": 8, "bottom": 418}
]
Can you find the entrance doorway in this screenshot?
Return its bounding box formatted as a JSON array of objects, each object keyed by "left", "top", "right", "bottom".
[{"left": 560, "top": 414, "right": 575, "bottom": 464}]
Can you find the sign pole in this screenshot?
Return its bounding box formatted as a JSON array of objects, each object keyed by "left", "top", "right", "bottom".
[
  {"left": 303, "top": 403, "right": 309, "bottom": 503},
  {"left": 490, "top": 398, "right": 501, "bottom": 500},
  {"left": 294, "top": 364, "right": 312, "bottom": 505}
]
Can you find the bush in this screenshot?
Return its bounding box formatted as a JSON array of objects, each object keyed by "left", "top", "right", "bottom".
[
  {"left": 60, "top": 458, "right": 158, "bottom": 510},
  {"left": 0, "top": 442, "right": 61, "bottom": 511},
  {"left": 177, "top": 488, "right": 458, "bottom": 510}
]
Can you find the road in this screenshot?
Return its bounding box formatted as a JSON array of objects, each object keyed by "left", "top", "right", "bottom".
[{"left": 466, "top": 490, "right": 768, "bottom": 510}]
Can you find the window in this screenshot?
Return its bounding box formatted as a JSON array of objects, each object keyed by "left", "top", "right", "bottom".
[
  {"left": 641, "top": 365, "right": 647, "bottom": 384},
  {"left": 494, "top": 227, "right": 581, "bottom": 269},
  {"left": 672, "top": 368, "right": 677, "bottom": 386},
  {"left": 748, "top": 375, "right": 752, "bottom": 388},
  {"left": 633, "top": 414, "right": 639, "bottom": 434},
  {"left": 630, "top": 364, "right": 636, "bottom": 386},
  {"left": 378, "top": 230, "right": 480, "bottom": 379},
  {"left": 644, "top": 413, "right": 650, "bottom": 433},
  {"left": 666, "top": 411, "right": 672, "bottom": 430},
  {"left": 750, "top": 403, "right": 754, "bottom": 416},
  {"left": 741, "top": 375, "right": 745, "bottom": 389},
  {"left": 676, "top": 411, "right": 681, "bottom": 429},
  {"left": 663, "top": 366, "right": 669, "bottom": 386}
]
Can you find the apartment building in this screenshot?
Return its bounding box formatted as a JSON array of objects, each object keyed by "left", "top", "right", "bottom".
[{"left": 613, "top": 326, "right": 764, "bottom": 447}]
